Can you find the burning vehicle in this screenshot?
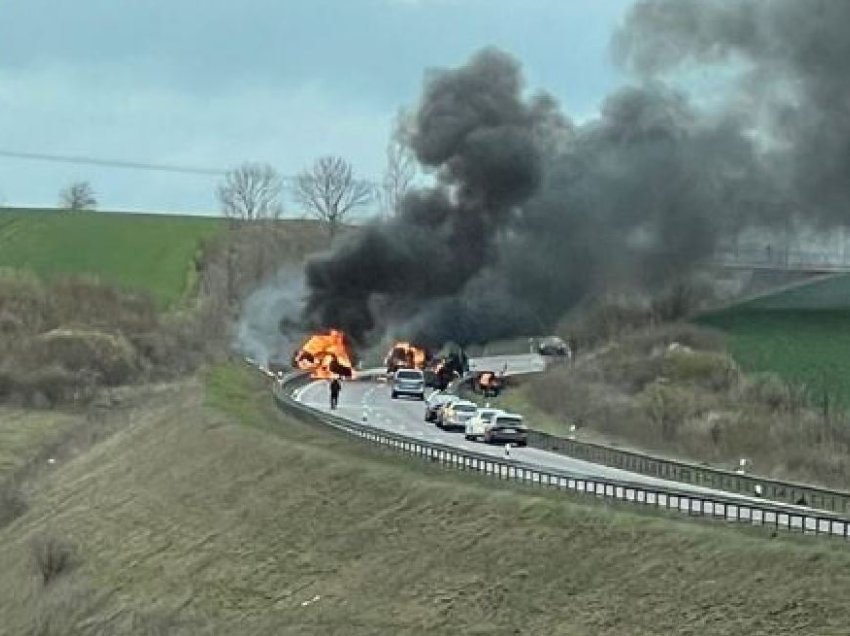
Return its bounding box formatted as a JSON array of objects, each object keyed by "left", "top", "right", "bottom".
[
  {"left": 385, "top": 342, "right": 428, "bottom": 374},
  {"left": 292, "top": 329, "right": 355, "bottom": 379},
  {"left": 475, "top": 371, "right": 504, "bottom": 397},
  {"left": 424, "top": 347, "right": 469, "bottom": 390}
]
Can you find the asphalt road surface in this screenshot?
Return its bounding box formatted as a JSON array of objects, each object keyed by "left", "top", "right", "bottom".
[{"left": 291, "top": 354, "right": 790, "bottom": 506}]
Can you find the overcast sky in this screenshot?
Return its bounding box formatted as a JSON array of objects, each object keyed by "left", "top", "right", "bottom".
[{"left": 0, "top": 0, "right": 634, "bottom": 215}]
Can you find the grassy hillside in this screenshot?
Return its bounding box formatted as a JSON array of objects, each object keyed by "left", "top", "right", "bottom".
[
  {"left": 2, "top": 365, "right": 850, "bottom": 634},
  {"left": 699, "top": 275, "right": 850, "bottom": 406},
  {"left": 729, "top": 272, "right": 850, "bottom": 311},
  {"left": 0, "top": 208, "right": 224, "bottom": 307},
  {"left": 700, "top": 310, "right": 850, "bottom": 406}
]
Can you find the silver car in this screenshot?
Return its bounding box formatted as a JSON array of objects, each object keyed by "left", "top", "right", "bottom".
[
  {"left": 484, "top": 413, "right": 528, "bottom": 446},
  {"left": 391, "top": 368, "right": 425, "bottom": 400}
]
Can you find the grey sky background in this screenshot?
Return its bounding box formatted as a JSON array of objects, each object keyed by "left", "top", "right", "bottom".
[{"left": 0, "top": 0, "right": 635, "bottom": 215}]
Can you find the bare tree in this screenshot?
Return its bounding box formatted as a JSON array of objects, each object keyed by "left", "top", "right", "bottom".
[
  {"left": 59, "top": 181, "right": 97, "bottom": 211},
  {"left": 294, "top": 156, "right": 372, "bottom": 238},
  {"left": 378, "top": 111, "right": 417, "bottom": 219},
  {"left": 216, "top": 162, "right": 284, "bottom": 222},
  {"left": 378, "top": 138, "right": 416, "bottom": 219}
]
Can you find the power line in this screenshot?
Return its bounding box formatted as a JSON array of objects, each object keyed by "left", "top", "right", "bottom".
[
  {"left": 0, "top": 148, "right": 380, "bottom": 188},
  {"left": 0, "top": 149, "right": 230, "bottom": 176}
]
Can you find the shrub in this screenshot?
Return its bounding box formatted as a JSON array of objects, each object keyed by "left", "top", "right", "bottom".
[
  {"left": 619, "top": 323, "right": 726, "bottom": 356},
  {"left": 46, "top": 276, "right": 159, "bottom": 334},
  {"left": 660, "top": 349, "right": 740, "bottom": 392},
  {"left": 0, "top": 483, "right": 27, "bottom": 527},
  {"left": 26, "top": 329, "right": 139, "bottom": 386},
  {"left": 639, "top": 381, "right": 700, "bottom": 442},
  {"left": 0, "top": 269, "right": 48, "bottom": 338},
  {"left": 558, "top": 293, "right": 654, "bottom": 348},
  {"left": 742, "top": 373, "right": 806, "bottom": 413},
  {"left": 31, "top": 534, "right": 76, "bottom": 586}
]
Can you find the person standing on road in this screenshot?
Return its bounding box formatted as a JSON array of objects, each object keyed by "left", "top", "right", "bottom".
[{"left": 329, "top": 377, "right": 341, "bottom": 410}]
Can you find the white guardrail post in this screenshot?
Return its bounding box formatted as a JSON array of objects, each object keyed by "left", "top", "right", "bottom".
[{"left": 271, "top": 370, "right": 850, "bottom": 541}]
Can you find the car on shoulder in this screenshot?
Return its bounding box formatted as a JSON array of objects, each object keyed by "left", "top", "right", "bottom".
[
  {"left": 392, "top": 368, "right": 426, "bottom": 400},
  {"left": 483, "top": 412, "right": 528, "bottom": 446},
  {"left": 536, "top": 336, "right": 570, "bottom": 357},
  {"left": 424, "top": 391, "right": 459, "bottom": 422},
  {"left": 464, "top": 407, "right": 504, "bottom": 441},
  {"left": 438, "top": 399, "right": 478, "bottom": 431}
]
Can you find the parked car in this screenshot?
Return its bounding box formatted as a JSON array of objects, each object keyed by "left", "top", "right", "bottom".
[
  {"left": 424, "top": 392, "right": 459, "bottom": 422},
  {"left": 483, "top": 412, "right": 528, "bottom": 446},
  {"left": 438, "top": 399, "right": 478, "bottom": 431},
  {"left": 464, "top": 407, "right": 504, "bottom": 441},
  {"left": 392, "top": 368, "right": 426, "bottom": 400},
  {"left": 536, "top": 336, "right": 570, "bottom": 357}
]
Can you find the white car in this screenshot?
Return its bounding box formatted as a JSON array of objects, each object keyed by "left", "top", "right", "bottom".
[
  {"left": 464, "top": 407, "right": 504, "bottom": 441},
  {"left": 392, "top": 368, "right": 426, "bottom": 400},
  {"left": 438, "top": 399, "right": 478, "bottom": 431},
  {"left": 482, "top": 412, "right": 528, "bottom": 446}
]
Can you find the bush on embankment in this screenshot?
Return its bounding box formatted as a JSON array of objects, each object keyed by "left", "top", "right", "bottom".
[
  {"left": 0, "top": 270, "right": 224, "bottom": 407},
  {"left": 520, "top": 321, "right": 850, "bottom": 489}
]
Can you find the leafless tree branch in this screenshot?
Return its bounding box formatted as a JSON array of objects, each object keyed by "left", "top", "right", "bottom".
[
  {"left": 378, "top": 111, "right": 417, "bottom": 218},
  {"left": 59, "top": 181, "right": 97, "bottom": 211},
  {"left": 294, "top": 155, "right": 373, "bottom": 237},
  {"left": 216, "top": 162, "right": 284, "bottom": 223}
]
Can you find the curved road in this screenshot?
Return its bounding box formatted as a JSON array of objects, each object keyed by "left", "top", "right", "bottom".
[{"left": 292, "top": 355, "right": 792, "bottom": 506}]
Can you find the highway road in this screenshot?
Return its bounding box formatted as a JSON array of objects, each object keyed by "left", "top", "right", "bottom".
[{"left": 290, "top": 354, "right": 788, "bottom": 506}]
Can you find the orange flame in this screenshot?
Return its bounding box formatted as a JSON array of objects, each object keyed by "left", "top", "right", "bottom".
[
  {"left": 385, "top": 341, "right": 427, "bottom": 370},
  {"left": 293, "top": 329, "right": 355, "bottom": 379}
]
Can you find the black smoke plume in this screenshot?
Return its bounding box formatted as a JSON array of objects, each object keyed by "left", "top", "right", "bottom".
[
  {"left": 300, "top": 2, "right": 850, "bottom": 347},
  {"left": 302, "top": 49, "right": 548, "bottom": 346}
]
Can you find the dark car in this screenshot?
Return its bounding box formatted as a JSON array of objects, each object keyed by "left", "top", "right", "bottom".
[
  {"left": 536, "top": 336, "right": 570, "bottom": 357},
  {"left": 424, "top": 392, "right": 459, "bottom": 422}
]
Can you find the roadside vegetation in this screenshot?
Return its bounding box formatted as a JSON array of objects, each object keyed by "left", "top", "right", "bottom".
[
  {"left": 2, "top": 363, "right": 850, "bottom": 635},
  {"left": 497, "top": 286, "right": 850, "bottom": 489},
  {"left": 0, "top": 208, "right": 330, "bottom": 410}
]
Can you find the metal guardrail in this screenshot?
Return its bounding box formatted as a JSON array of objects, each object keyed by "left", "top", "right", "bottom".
[
  {"left": 525, "top": 431, "right": 850, "bottom": 517},
  {"left": 453, "top": 372, "right": 850, "bottom": 517},
  {"left": 273, "top": 372, "right": 850, "bottom": 540}
]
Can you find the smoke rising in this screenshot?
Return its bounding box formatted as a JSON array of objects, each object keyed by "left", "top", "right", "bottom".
[
  {"left": 303, "top": 49, "right": 547, "bottom": 346},
  {"left": 233, "top": 267, "right": 305, "bottom": 364},
  {"left": 299, "top": 2, "right": 850, "bottom": 348}
]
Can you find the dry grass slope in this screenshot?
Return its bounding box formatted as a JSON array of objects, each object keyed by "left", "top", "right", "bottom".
[{"left": 1, "top": 365, "right": 850, "bottom": 634}]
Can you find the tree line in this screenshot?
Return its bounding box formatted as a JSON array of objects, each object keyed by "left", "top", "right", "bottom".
[{"left": 54, "top": 114, "right": 417, "bottom": 238}]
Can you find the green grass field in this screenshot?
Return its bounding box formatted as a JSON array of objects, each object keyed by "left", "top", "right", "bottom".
[
  {"left": 700, "top": 310, "right": 850, "bottom": 406},
  {"left": 699, "top": 274, "right": 850, "bottom": 406},
  {"left": 0, "top": 208, "right": 224, "bottom": 307}
]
